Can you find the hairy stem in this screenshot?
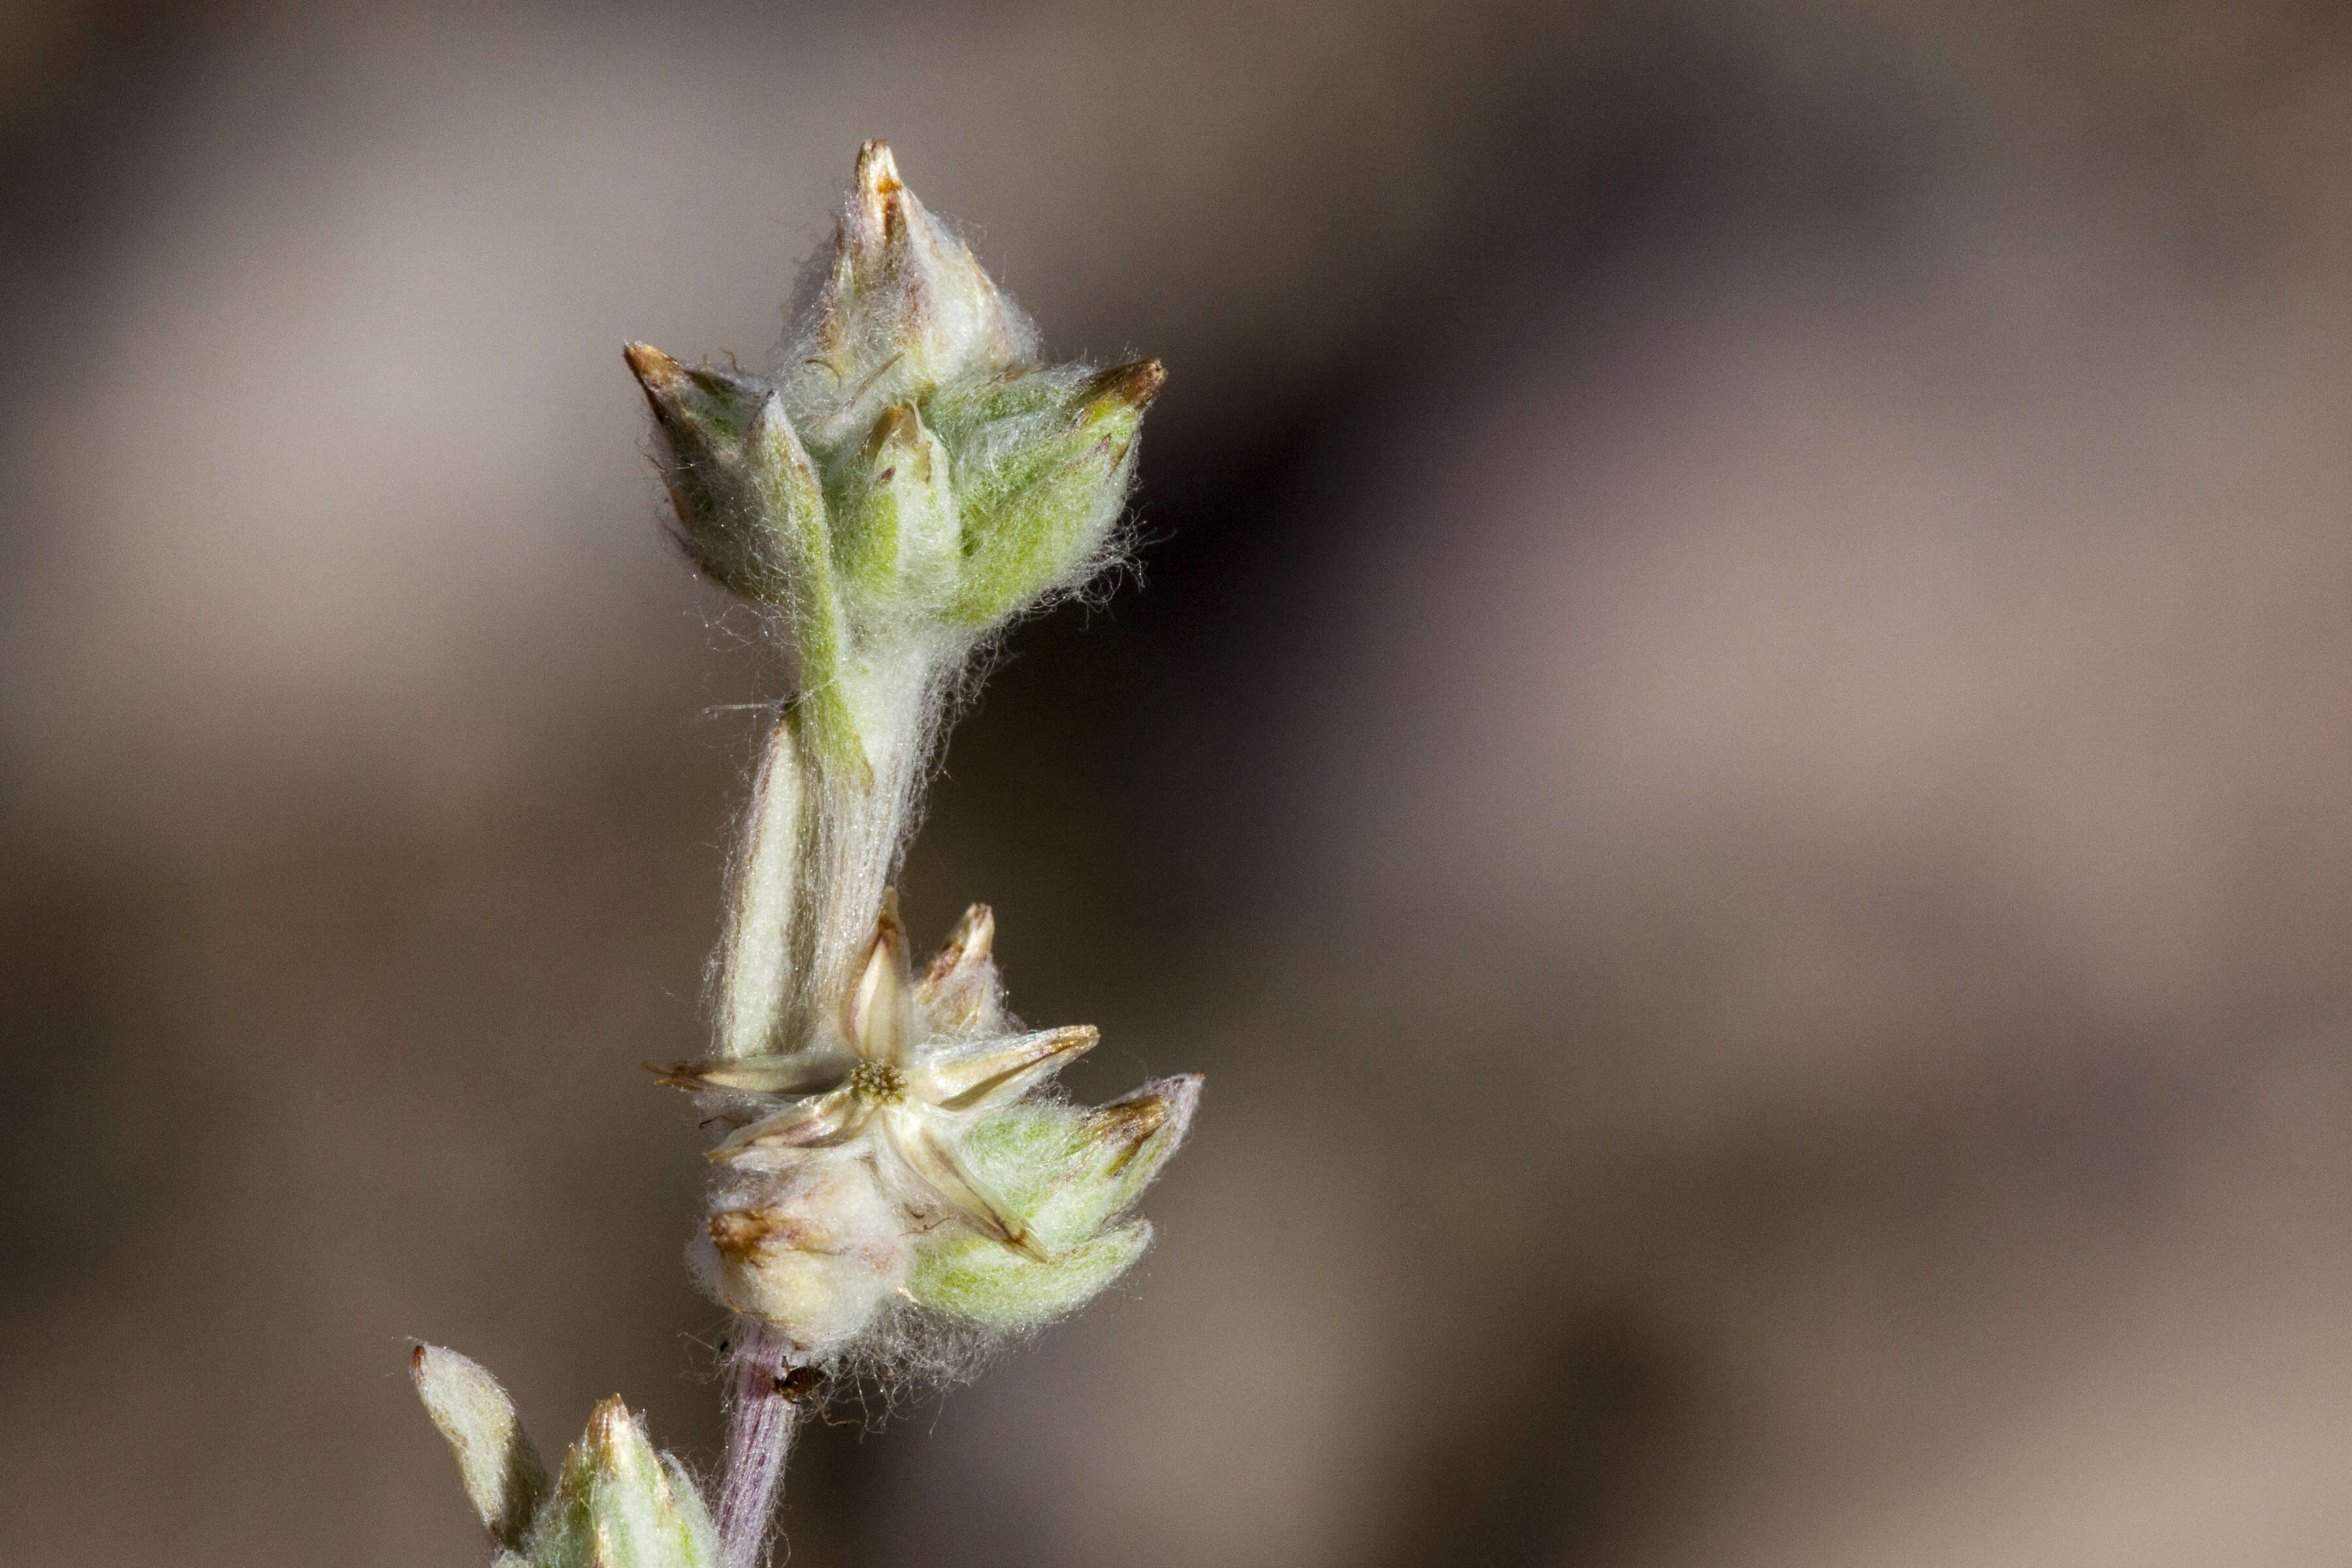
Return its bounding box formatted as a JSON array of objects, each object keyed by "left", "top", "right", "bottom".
[
  {"left": 717, "top": 715, "right": 812, "bottom": 1061},
  {"left": 715, "top": 1319, "right": 802, "bottom": 1568}
]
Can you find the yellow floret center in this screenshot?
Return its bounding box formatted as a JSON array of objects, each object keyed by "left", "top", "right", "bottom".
[{"left": 850, "top": 1060, "right": 907, "bottom": 1105}]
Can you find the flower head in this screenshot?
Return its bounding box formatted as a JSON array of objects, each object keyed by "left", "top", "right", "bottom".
[{"left": 662, "top": 896, "right": 1200, "bottom": 1358}]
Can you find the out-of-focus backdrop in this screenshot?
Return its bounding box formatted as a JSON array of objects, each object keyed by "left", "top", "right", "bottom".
[{"left": 5, "top": 1, "right": 2351, "bottom": 1562}]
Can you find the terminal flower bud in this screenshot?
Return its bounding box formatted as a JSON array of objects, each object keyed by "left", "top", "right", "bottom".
[{"left": 785, "top": 140, "right": 1036, "bottom": 445}]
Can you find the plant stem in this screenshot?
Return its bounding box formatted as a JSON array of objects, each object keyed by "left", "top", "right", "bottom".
[{"left": 715, "top": 1318, "right": 801, "bottom": 1568}]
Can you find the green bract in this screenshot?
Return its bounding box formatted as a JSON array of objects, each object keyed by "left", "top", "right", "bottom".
[{"left": 905, "top": 1076, "right": 1201, "bottom": 1323}]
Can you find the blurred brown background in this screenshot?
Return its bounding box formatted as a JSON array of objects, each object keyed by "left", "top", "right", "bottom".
[{"left": 5, "top": 0, "right": 2352, "bottom": 1562}]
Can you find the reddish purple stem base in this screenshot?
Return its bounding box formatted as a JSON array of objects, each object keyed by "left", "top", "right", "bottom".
[{"left": 716, "top": 1318, "right": 801, "bottom": 1568}]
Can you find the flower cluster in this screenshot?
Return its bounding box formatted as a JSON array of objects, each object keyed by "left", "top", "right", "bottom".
[
  {"left": 620, "top": 141, "right": 1196, "bottom": 1361},
  {"left": 666, "top": 894, "right": 1198, "bottom": 1357},
  {"left": 417, "top": 142, "right": 1197, "bottom": 1568}
]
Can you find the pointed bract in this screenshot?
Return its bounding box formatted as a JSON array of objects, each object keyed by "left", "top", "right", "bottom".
[
  {"left": 888, "top": 1107, "right": 1048, "bottom": 1261},
  {"left": 833, "top": 402, "right": 960, "bottom": 614},
  {"left": 912, "top": 1024, "right": 1099, "bottom": 1110},
  {"left": 523, "top": 1396, "right": 716, "bottom": 1568},
  {"left": 706, "top": 1086, "right": 868, "bottom": 1164},
  {"left": 414, "top": 1344, "right": 549, "bottom": 1552},
  {"left": 711, "top": 714, "right": 809, "bottom": 1062},
  {"left": 938, "top": 1074, "right": 1202, "bottom": 1257},
  {"left": 650, "top": 1047, "right": 853, "bottom": 1096},
  {"left": 917, "top": 903, "right": 1000, "bottom": 1034},
  {"left": 936, "top": 359, "right": 1163, "bottom": 627},
  {"left": 841, "top": 891, "right": 914, "bottom": 1066},
  {"left": 908, "top": 1220, "right": 1152, "bottom": 1325},
  {"left": 625, "top": 344, "right": 793, "bottom": 607}
]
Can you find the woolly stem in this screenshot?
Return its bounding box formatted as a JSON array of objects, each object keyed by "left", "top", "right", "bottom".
[
  {"left": 717, "top": 715, "right": 809, "bottom": 1061},
  {"left": 702, "top": 665, "right": 939, "bottom": 1565},
  {"left": 788, "top": 647, "right": 955, "bottom": 1024},
  {"left": 715, "top": 1318, "right": 802, "bottom": 1568}
]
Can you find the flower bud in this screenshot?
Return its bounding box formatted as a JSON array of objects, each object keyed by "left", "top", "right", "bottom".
[
  {"left": 415, "top": 1350, "right": 715, "bottom": 1568},
  {"left": 527, "top": 1397, "right": 717, "bottom": 1568},
  {"left": 831, "top": 402, "right": 960, "bottom": 616},
  {"left": 787, "top": 140, "right": 1036, "bottom": 444},
  {"left": 621, "top": 346, "right": 794, "bottom": 607}
]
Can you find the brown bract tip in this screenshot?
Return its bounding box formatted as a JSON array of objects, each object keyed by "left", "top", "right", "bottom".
[
  {"left": 1094, "top": 1092, "right": 1171, "bottom": 1149},
  {"left": 623, "top": 342, "right": 686, "bottom": 402},
  {"left": 710, "top": 1207, "right": 825, "bottom": 1254},
  {"left": 923, "top": 902, "right": 995, "bottom": 983},
  {"left": 709, "top": 1211, "right": 762, "bottom": 1251},
  {"left": 866, "top": 402, "right": 922, "bottom": 455},
  {"left": 584, "top": 1396, "right": 636, "bottom": 1461},
  {"left": 855, "top": 140, "right": 906, "bottom": 239},
  {"left": 1088, "top": 357, "right": 1167, "bottom": 412},
  {"left": 857, "top": 140, "right": 902, "bottom": 199}
]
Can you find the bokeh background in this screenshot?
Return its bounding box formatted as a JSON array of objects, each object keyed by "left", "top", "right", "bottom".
[{"left": 6, "top": 1, "right": 2352, "bottom": 1562}]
